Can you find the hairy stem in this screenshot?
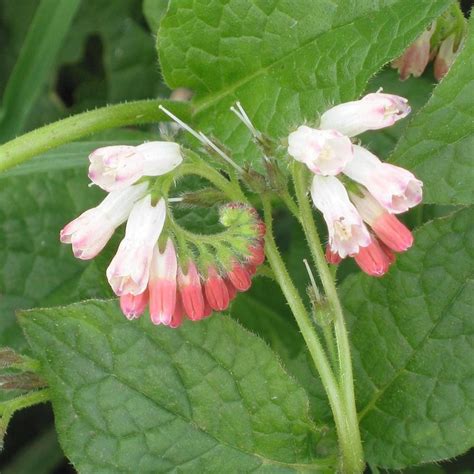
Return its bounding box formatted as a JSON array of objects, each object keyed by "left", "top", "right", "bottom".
[
  {"left": 262, "top": 195, "right": 362, "bottom": 473},
  {"left": 291, "top": 163, "right": 364, "bottom": 473},
  {"left": 0, "top": 99, "right": 192, "bottom": 172}
]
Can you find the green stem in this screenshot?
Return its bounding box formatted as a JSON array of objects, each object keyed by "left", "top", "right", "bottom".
[
  {"left": 292, "top": 163, "right": 364, "bottom": 473},
  {"left": 0, "top": 99, "right": 192, "bottom": 172},
  {"left": 0, "top": 390, "right": 50, "bottom": 430},
  {"left": 262, "top": 195, "right": 361, "bottom": 473}
]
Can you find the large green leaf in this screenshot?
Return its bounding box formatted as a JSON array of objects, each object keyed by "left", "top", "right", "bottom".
[
  {"left": 19, "top": 301, "right": 333, "bottom": 472},
  {"left": 391, "top": 15, "right": 474, "bottom": 206},
  {"left": 158, "top": 0, "right": 449, "bottom": 165},
  {"left": 341, "top": 207, "right": 474, "bottom": 468}
]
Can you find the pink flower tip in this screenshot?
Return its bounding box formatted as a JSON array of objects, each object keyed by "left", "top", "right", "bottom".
[{"left": 353, "top": 239, "right": 392, "bottom": 277}]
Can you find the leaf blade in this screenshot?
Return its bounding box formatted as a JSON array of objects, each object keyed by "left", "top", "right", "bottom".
[
  {"left": 19, "top": 301, "right": 332, "bottom": 472},
  {"left": 341, "top": 207, "right": 474, "bottom": 468}
]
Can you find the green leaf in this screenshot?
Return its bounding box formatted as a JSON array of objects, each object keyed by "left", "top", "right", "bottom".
[
  {"left": 19, "top": 301, "right": 333, "bottom": 472},
  {"left": 341, "top": 207, "right": 474, "bottom": 468},
  {"left": 391, "top": 16, "right": 474, "bottom": 206},
  {"left": 143, "top": 0, "right": 169, "bottom": 33},
  {"left": 158, "top": 0, "right": 449, "bottom": 165},
  {"left": 0, "top": 0, "right": 81, "bottom": 140},
  {"left": 231, "top": 279, "right": 331, "bottom": 422}
]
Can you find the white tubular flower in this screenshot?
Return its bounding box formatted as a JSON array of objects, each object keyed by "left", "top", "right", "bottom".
[
  {"left": 60, "top": 182, "right": 148, "bottom": 260},
  {"left": 319, "top": 92, "right": 411, "bottom": 137},
  {"left": 88, "top": 141, "right": 183, "bottom": 192},
  {"left": 344, "top": 145, "right": 423, "bottom": 214},
  {"left": 287, "top": 125, "right": 353, "bottom": 175},
  {"left": 311, "top": 175, "right": 371, "bottom": 258},
  {"left": 106, "top": 196, "right": 167, "bottom": 296}
]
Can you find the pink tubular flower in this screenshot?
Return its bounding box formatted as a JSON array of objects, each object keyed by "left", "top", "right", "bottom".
[
  {"left": 391, "top": 26, "right": 435, "bottom": 80},
  {"left": 149, "top": 239, "right": 178, "bottom": 326},
  {"left": 178, "top": 261, "right": 205, "bottom": 321},
  {"left": 227, "top": 260, "right": 252, "bottom": 292},
  {"left": 287, "top": 125, "right": 353, "bottom": 175},
  {"left": 106, "top": 196, "right": 166, "bottom": 296},
  {"left": 311, "top": 175, "right": 371, "bottom": 258},
  {"left": 434, "top": 35, "right": 460, "bottom": 81},
  {"left": 353, "top": 238, "right": 391, "bottom": 277},
  {"left": 88, "top": 141, "right": 183, "bottom": 192},
  {"left": 350, "top": 189, "right": 413, "bottom": 252},
  {"left": 344, "top": 145, "right": 422, "bottom": 214},
  {"left": 60, "top": 182, "right": 148, "bottom": 260},
  {"left": 120, "top": 290, "right": 149, "bottom": 320},
  {"left": 204, "top": 266, "right": 230, "bottom": 311},
  {"left": 170, "top": 291, "right": 184, "bottom": 328},
  {"left": 319, "top": 92, "right": 411, "bottom": 137}
]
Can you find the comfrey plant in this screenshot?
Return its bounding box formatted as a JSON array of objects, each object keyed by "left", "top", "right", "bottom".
[{"left": 0, "top": 2, "right": 472, "bottom": 473}]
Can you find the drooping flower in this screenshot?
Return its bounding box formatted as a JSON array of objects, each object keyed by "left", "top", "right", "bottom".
[
  {"left": 227, "top": 260, "right": 252, "bottom": 292},
  {"left": 353, "top": 237, "right": 392, "bottom": 277},
  {"left": 60, "top": 182, "right": 148, "bottom": 260},
  {"left": 350, "top": 189, "right": 413, "bottom": 252},
  {"left": 344, "top": 145, "right": 422, "bottom": 214},
  {"left": 391, "top": 26, "right": 435, "bottom": 80},
  {"left": 319, "top": 92, "right": 411, "bottom": 137},
  {"left": 288, "top": 125, "right": 353, "bottom": 175},
  {"left": 106, "top": 196, "right": 166, "bottom": 296},
  {"left": 88, "top": 141, "right": 183, "bottom": 192},
  {"left": 120, "top": 290, "right": 149, "bottom": 320},
  {"left": 204, "top": 266, "right": 230, "bottom": 311},
  {"left": 434, "top": 34, "right": 461, "bottom": 81},
  {"left": 178, "top": 260, "right": 205, "bottom": 321},
  {"left": 149, "top": 239, "right": 178, "bottom": 326},
  {"left": 310, "top": 175, "right": 371, "bottom": 258}
]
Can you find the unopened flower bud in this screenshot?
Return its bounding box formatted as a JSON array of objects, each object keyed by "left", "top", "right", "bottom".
[
  {"left": 204, "top": 266, "right": 230, "bottom": 311},
  {"left": 120, "top": 290, "right": 149, "bottom": 320},
  {"left": 353, "top": 238, "right": 391, "bottom": 277},
  {"left": 178, "top": 261, "right": 205, "bottom": 321}
]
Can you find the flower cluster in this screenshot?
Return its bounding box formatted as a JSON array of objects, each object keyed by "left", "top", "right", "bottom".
[
  {"left": 288, "top": 91, "right": 422, "bottom": 277},
  {"left": 61, "top": 143, "right": 266, "bottom": 326}
]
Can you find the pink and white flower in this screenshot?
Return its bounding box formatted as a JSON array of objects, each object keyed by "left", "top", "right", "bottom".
[
  {"left": 391, "top": 26, "right": 435, "bottom": 80},
  {"left": 344, "top": 145, "right": 423, "bottom": 214},
  {"left": 149, "top": 239, "right": 178, "bottom": 326},
  {"left": 60, "top": 182, "right": 148, "bottom": 260},
  {"left": 310, "top": 175, "right": 371, "bottom": 258},
  {"left": 288, "top": 125, "right": 353, "bottom": 175},
  {"left": 106, "top": 196, "right": 166, "bottom": 296},
  {"left": 319, "top": 92, "right": 411, "bottom": 137},
  {"left": 350, "top": 189, "right": 413, "bottom": 252},
  {"left": 88, "top": 141, "right": 183, "bottom": 192},
  {"left": 434, "top": 34, "right": 460, "bottom": 81}
]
